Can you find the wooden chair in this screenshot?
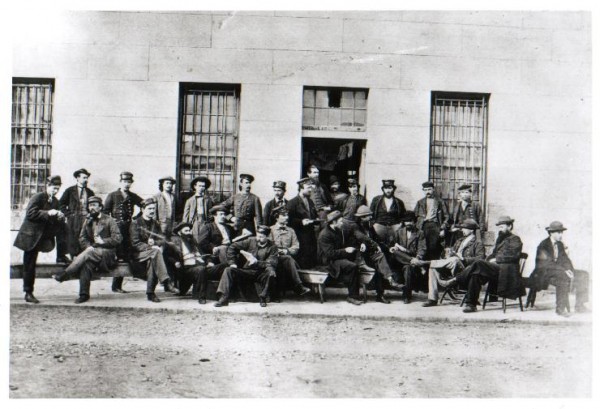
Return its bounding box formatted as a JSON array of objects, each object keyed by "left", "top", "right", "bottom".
[{"left": 482, "top": 253, "right": 528, "bottom": 313}]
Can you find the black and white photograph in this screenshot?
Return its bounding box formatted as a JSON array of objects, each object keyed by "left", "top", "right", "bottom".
[{"left": 2, "top": 0, "right": 597, "bottom": 403}]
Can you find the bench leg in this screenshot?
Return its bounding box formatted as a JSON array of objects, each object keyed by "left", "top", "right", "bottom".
[
  {"left": 362, "top": 284, "right": 368, "bottom": 303},
  {"left": 502, "top": 298, "right": 506, "bottom": 313},
  {"left": 318, "top": 283, "right": 325, "bottom": 303},
  {"left": 518, "top": 296, "right": 524, "bottom": 312}
]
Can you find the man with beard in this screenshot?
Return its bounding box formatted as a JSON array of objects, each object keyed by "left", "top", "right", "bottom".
[
  {"left": 329, "top": 175, "right": 348, "bottom": 208},
  {"left": 215, "top": 225, "right": 278, "bottom": 308},
  {"left": 307, "top": 165, "right": 333, "bottom": 228},
  {"left": 57, "top": 168, "right": 94, "bottom": 263},
  {"left": 263, "top": 180, "right": 288, "bottom": 227},
  {"left": 52, "top": 196, "right": 122, "bottom": 304},
  {"left": 220, "top": 174, "right": 263, "bottom": 235},
  {"left": 450, "top": 184, "right": 484, "bottom": 245},
  {"left": 153, "top": 176, "right": 177, "bottom": 239},
  {"left": 269, "top": 206, "right": 311, "bottom": 297},
  {"left": 14, "top": 175, "right": 66, "bottom": 303},
  {"left": 286, "top": 177, "right": 320, "bottom": 268},
  {"left": 183, "top": 176, "right": 214, "bottom": 245},
  {"left": 528, "top": 221, "right": 590, "bottom": 317},
  {"left": 103, "top": 171, "right": 143, "bottom": 293},
  {"left": 420, "top": 219, "right": 485, "bottom": 307},
  {"left": 414, "top": 181, "right": 450, "bottom": 260},
  {"left": 370, "top": 180, "right": 407, "bottom": 249},
  {"left": 388, "top": 211, "right": 428, "bottom": 304},
  {"left": 451, "top": 216, "right": 524, "bottom": 313},
  {"left": 129, "top": 198, "right": 178, "bottom": 302},
  {"left": 339, "top": 178, "right": 367, "bottom": 224}
]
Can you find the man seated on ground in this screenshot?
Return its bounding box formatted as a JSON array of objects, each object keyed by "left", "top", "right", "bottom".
[
  {"left": 450, "top": 215, "right": 524, "bottom": 313},
  {"left": 129, "top": 198, "right": 179, "bottom": 303},
  {"left": 346, "top": 205, "right": 395, "bottom": 304},
  {"left": 388, "top": 211, "right": 427, "bottom": 304},
  {"left": 269, "top": 206, "right": 311, "bottom": 298},
  {"left": 215, "top": 225, "right": 278, "bottom": 308},
  {"left": 317, "top": 210, "right": 363, "bottom": 306},
  {"left": 164, "top": 222, "right": 211, "bottom": 304},
  {"left": 53, "top": 196, "right": 122, "bottom": 304},
  {"left": 528, "top": 221, "right": 590, "bottom": 317},
  {"left": 420, "top": 219, "right": 485, "bottom": 307}
]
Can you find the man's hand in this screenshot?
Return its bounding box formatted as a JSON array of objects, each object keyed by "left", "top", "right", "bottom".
[
  {"left": 207, "top": 262, "right": 215, "bottom": 268},
  {"left": 395, "top": 244, "right": 408, "bottom": 253},
  {"left": 148, "top": 238, "right": 155, "bottom": 246},
  {"left": 439, "top": 230, "right": 446, "bottom": 238},
  {"left": 345, "top": 247, "right": 356, "bottom": 254},
  {"left": 488, "top": 258, "right": 496, "bottom": 264},
  {"left": 152, "top": 245, "right": 160, "bottom": 250},
  {"left": 375, "top": 246, "right": 382, "bottom": 254},
  {"left": 175, "top": 261, "right": 182, "bottom": 269},
  {"left": 360, "top": 243, "right": 367, "bottom": 253},
  {"left": 410, "top": 257, "right": 421, "bottom": 266},
  {"left": 213, "top": 247, "right": 221, "bottom": 255},
  {"left": 230, "top": 216, "right": 238, "bottom": 224},
  {"left": 230, "top": 264, "right": 238, "bottom": 269},
  {"left": 278, "top": 248, "right": 288, "bottom": 255},
  {"left": 302, "top": 219, "right": 313, "bottom": 226},
  {"left": 565, "top": 270, "right": 574, "bottom": 279},
  {"left": 94, "top": 235, "right": 105, "bottom": 244}
]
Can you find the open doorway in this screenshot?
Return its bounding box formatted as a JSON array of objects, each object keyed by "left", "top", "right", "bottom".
[{"left": 301, "top": 138, "right": 368, "bottom": 196}]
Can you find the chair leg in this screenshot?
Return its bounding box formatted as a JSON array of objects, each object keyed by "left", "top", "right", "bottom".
[
  {"left": 482, "top": 286, "right": 489, "bottom": 310},
  {"left": 518, "top": 296, "right": 524, "bottom": 312},
  {"left": 440, "top": 289, "right": 448, "bottom": 305},
  {"left": 318, "top": 284, "right": 325, "bottom": 303},
  {"left": 460, "top": 292, "right": 467, "bottom": 307},
  {"left": 502, "top": 298, "right": 506, "bottom": 313},
  {"left": 362, "top": 283, "right": 368, "bottom": 303}
]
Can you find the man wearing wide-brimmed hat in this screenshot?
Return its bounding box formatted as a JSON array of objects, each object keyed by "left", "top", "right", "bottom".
[
  {"left": 455, "top": 215, "right": 524, "bottom": 313},
  {"left": 369, "top": 179, "right": 407, "bottom": 248},
  {"left": 422, "top": 218, "right": 485, "bottom": 307},
  {"left": 14, "top": 175, "right": 66, "bottom": 303},
  {"left": 56, "top": 168, "right": 94, "bottom": 262},
  {"left": 220, "top": 173, "right": 263, "bottom": 235},
  {"left": 286, "top": 177, "right": 320, "bottom": 268},
  {"left": 53, "top": 196, "right": 122, "bottom": 304},
  {"left": 183, "top": 175, "right": 215, "bottom": 245},
  {"left": 263, "top": 180, "right": 288, "bottom": 227},
  {"left": 528, "top": 221, "right": 589, "bottom": 316},
  {"left": 153, "top": 176, "right": 177, "bottom": 239}
]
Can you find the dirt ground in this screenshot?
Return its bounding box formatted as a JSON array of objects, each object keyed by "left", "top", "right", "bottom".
[{"left": 9, "top": 305, "right": 592, "bottom": 398}]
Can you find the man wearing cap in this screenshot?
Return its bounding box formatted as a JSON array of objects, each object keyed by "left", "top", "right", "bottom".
[
  {"left": 528, "top": 221, "right": 590, "bottom": 316},
  {"left": 453, "top": 216, "right": 524, "bottom": 313},
  {"left": 263, "top": 181, "right": 288, "bottom": 227},
  {"left": 215, "top": 225, "right": 278, "bottom": 308},
  {"left": 197, "top": 205, "right": 239, "bottom": 263},
  {"left": 370, "top": 180, "right": 407, "bottom": 248},
  {"left": 338, "top": 178, "right": 367, "bottom": 223},
  {"left": 269, "top": 206, "right": 311, "bottom": 297},
  {"left": 345, "top": 205, "right": 394, "bottom": 303},
  {"left": 317, "top": 210, "right": 363, "bottom": 305},
  {"left": 57, "top": 168, "right": 94, "bottom": 262},
  {"left": 52, "top": 196, "right": 122, "bottom": 304},
  {"left": 414, "top": 181, "right": 450, "bottom": 260},
  {"left": 103, "top": 171, "right": 143, "bottom": 293},
  {"left": 153, "top": 176, "right": 177, "bottom": 239},
  {"left": 287, "top": 177, "right": 319, "bottom": 268},
  {"left": 388, "top": 211, "right": 428, "bottom": 304},
  {"left": 307, "top": 165, "right": 334, "bottom": 228},
  {"left": 183, "top": 176, "right": 215, "bottom": 245},
  {"left": 450, "top": 184, "right": 485, "bottom": 244},
  {"left": 129, "top": 198, "right": 178, "bottom": 302},
  {"left": 420, "top": 218, "right": 485, "bottom": 307},
  {"left": 220, "top": 174, "right": 263, "bottom": 235},
  {"left": 14, "top": 176, "right": 66, "bottom": 303}
]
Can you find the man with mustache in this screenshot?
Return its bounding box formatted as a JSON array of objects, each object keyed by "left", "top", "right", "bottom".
[
  {"left": 153, "top": 176, "right": 177, "bottom": 240},
  {"left": 339, "top": 178, "right": 367, "bottom": 224},
  {"left": 286, "top": 177, "right": 320, "bottom": 269},
  {"left": 414, "top": 181, "right": 450, "bottom": 261},
  {"left": 183, "top": 176, "right": 214, "bottom": 245},
  {"left": 307, "top": 165, "right": 334, "bottom": 229},
  {"left": 450, "top": 184, "right": 485, "bottom": 245},
  {"left": 263, "top": 180, "right": 288, "bottom": 227},
  {"left": 220, "top": 173, "right": 263, "bottom": 235},
  {"left": 53, "top": 196, "right": 122, "bottom": 304},
  {"left": 369, "top": 179, "right": 407, "bottom": 249}
]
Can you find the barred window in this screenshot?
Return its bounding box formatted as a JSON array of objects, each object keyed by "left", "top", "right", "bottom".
[
  {"left": 178, "top": 83, "right": 240, "bottom": 203},
  {"left": 429, "top": 92, "right": 490, "bottom": 225},
  {"left": 302, "top": 87, "right": 368, "bottom": 131},
  {"left": 11, "top": 78, "right": 54, "bottom": 209}
]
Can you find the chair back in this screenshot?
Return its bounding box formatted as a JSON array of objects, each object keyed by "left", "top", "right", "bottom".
[{"left": 518, "top": 252, "right": 528, "bottom": 275}]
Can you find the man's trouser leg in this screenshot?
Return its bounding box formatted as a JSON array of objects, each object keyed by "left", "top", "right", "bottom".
[
  {"left": 112, "top": 222, "right": 130, "bottom": 291},
  {"left": 64, "top": 247, "right": 103, "bottom": 296},
  {"left": 422, "top": 221, "right": 443, "bottom": 260},
  {"left": 330, "top": 259, "right": 360, "bottom": 299},
  {"left": 464, "top": 261, "right": 499, "bottom": 306},
  {"left": 402, "top": 265, "right": 415, "bottom": 300},
  {"left": 55, "top": 222, "right": 69, "bottom": 260},
  {"left": 216, "top": 267, "right": 234, "bottom": 300},
  {"left": 428, "top": 267, "right": 441, "bottom": 302},
  {"left": 79, "top": 261, "right": 97, "bottom": 298},
  {"left": 549, "top": 273, "right": 570, "bottom": 313},
  {"left": 23, "top": 250, "right": 39, "bottom": 293},
  {"left": 278, "top": 255, "right": 303, "bottom": 287},
  {"left": 255, "top": 267, "right": 274, "bottom": 299},
  {"left": 370, "top": 252, "right": 393, "bottom": 281},
  {"left": 140, "top": 248, "right": 170, "bottom": 295},
  {"left": 197, "top": 264, "right": 227, "bottom": 299},
  {"left": 178, "top": 265, "right": 204, "bottom": 296},
  {"left": 574, "top": 270, "right": 590, "bottom": 308}
]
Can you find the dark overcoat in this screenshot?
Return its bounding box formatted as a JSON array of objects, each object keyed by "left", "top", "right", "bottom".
[
  {"left": 529, "top": 237, "right": 574, "bottom": 291},
  {"left": 14, "top": 192, "right": 62, "bottom": 252},
  {"left": 79, "top": 213, "right": 122, "bottom": 271},
  {"left": 286, "top": 194, "right": 318, "bottom": 268}
]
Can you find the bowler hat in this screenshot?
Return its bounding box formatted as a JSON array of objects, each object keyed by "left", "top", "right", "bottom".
[
  {"left": 347, "top": 178, "right": 359, "bottom": 186},
  {"left": 354, "top": 205, "right": 372, "bottom": 218},
  {"left": 209, "top": 205, "right": 227, "bottom": 215},
  {"left": 422, "top": 181, "right": 434, "bottom": 189},
  {"left": 458, "top": 184, "right": 472, "bottom": 191},
  {"left": 173, "top": 221, "right": 193, "bottom": 234},
  {"left": 403, "top": 211, "right": 417, "bottom": 222},
  {"left": 458, "top": 218, "right": 479, "bottom": 230},
  {"left": 495, "top": 216, "right": 515, "bottom": 226},
  {"left": 239, "top": 174, "right": 255, "bottom": 183},
  {"left": 545, "top": 221, "right": 567, "bottom": 232},
  {"left": 272, "top": 180, "right": 286, "bottom": 190},
  {"left": 120, "top": 171, "right": 134, "bottom": 181},
  {"left": 73, "top": 168, "right": 91, "bottom": 178},
  {"left": 326, "top": 210, "right": 342, "bottom": 223},
  {"left": 87, "top": 196, "right": 103, "bottom": 206},
  {"left": 256, "top": 225, "right": 271, "bottom": 235},
  {"left": 46, "top": 175, "right": 62, "bottom": 186},
  {"left": 140, "top": 197, "right": 157, "bottom": 208},
  {"left": 159, "top": 176, "right": 176, "bottom": 184},
  {"left": 381, "top": 179, "right": 396, "bottom": 189},
  {"left": 191, "top": 176, "right": 211, "bottom": 190}
]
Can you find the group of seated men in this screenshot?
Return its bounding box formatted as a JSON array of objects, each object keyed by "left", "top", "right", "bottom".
[{"left": 13, "top": 166, "right": 589, "bottom": 316}]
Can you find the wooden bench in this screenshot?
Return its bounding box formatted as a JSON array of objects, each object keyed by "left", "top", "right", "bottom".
[
  {"left": 298, "top": 266, "right": 376, "bottom": 303},
  {"left": 10, "top": 262, "right": 134, "bottom": 279}
]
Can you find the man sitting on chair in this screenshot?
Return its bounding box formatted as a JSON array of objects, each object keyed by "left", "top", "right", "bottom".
[{"left": 420, "top": 219, "right": 485, "bottom": 307}]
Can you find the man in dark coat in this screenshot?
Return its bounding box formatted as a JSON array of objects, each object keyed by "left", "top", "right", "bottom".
[
  {"left": 129, "top": 198, "right": 178, "bottom": 302},
  {"left": 307, "top": 165, "right": 334, "bottom": 229},
  {"left": 370, "top": 179, "right": 406, "bottom": 249},
  {"left": 286, "top": 177, "right": 320, "bottom": 268},
  {"left": 317, "top": 210, "right": 363, "bottom": 305},
  {"left": 215, "top": 225, "right": 278, "bottom": 308},
  {"left": 220, "top": 173, "right": 263, "bottom": 235},
  {"left": 338, "top": 178, "right": 367, "bottom": 223},
  {"left": 388, "top": 211, "right": 427, "bottom": 303},
  {"left": 528, "top": 221, "right": 590, "bottom": 316},
  {"left": 53, "top": 196, "right": 122, "bottom": 303},
  {"left": 153, "top": 176, "right": 177, "bottom": 239},
  {"left": 421, "top": 218, "right": 485, "bottom": 307},
  {"left": 183, "top": 176, "right": 215, "bottom": 245},
  {"left": 263, "top": 180, "right": 288, "bottom": 227},
  {"left": 455, "top": 215, "right": 524, "bottom": 313},
  {"left": 14, "top": 175, "right": 66, "bottom": 303},
  {"left": 449, "top": 184, "right": 485, "bottom": 245},
  {"left": 57, "top": 168, "right": 94, "bottom": 262},
  {"left": 103, "top": 171, "right": 143, "bottom": 293},
  {"left": 414, "top": 181, "right": 450, "bottom": 260}
]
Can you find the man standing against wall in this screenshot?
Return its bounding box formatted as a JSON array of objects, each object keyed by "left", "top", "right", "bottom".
[
  {"left": 414, "top": 181, "right": 450, "bottom": 260},
  {"left": 263, "top": 180, "right": 288, "bottom": 227},
  {"left": 370, "top": 179, "right": 406, "bottom": 249},
  {"left": 153, "top": 176, "right": 177, "bottom": 240},
  {"left": 450, "top": 184, "right": 485, "bottom": 244},
  {"left": 220, "top": 173, "right": 263, "bottom": 235},
  {"left": 287, "top": 178, "right": 319, "bottom": 269},
  {"left": 339, "top": 178, "right": 367, "bottom": 224},
  {"left": 183, "top": 176, "right": 214, "bottom": 245},
  {"left": 307, "top": 165, "right": 333, "bottom": 228}
]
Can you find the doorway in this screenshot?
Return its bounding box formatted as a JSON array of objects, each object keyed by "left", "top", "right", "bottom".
[{"left": 301, "top": 138, "right": 368, "bottom": 196}]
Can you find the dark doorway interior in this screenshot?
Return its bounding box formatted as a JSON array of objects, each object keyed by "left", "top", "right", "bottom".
[{"left": 301, "top": 137, "right": 367, "bottom": 196}]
